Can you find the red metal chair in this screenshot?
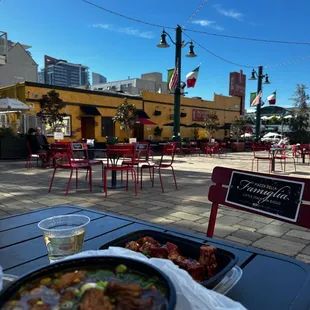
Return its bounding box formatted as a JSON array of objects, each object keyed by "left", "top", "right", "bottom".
[
  {"left": 70, "top": 143, "right": 103, "bottom": 181},
  {"left": 218, "top": 142, "right": 227, "bottom": 156},
  {"left": 207, "top": 166, "right": 310, "bottom": 238},
  {"left": 139, "top": 143, "right": 177, "bottom": 193},
  {"left": 189, "top": 141, "right": 201, "bottom": 156},
  {"left": 292, "top": 145, "right": 302, "bottom": 163},
  {"left": 121, "top": 142, "right": 153, "bottom": 183},
  {"left": 252, "top": 146, "right": 272, "bottom": 173},
  {"left": 25, "top": 140, "right": 47, "bottom": 169},
  {"left": 205, "top": 142, "right": 220, "bottom": 157},
  {"left": 104, "top": 144, "right": 137, "bottom": 197},
  {"left": 274, "top": 144, "right": 296, "bottom": 172},
  {"left": 48, "top": 143, "right": 103, "bottom": 195}
]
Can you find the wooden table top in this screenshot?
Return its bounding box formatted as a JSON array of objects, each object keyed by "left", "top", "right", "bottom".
[{"left": 1, "top": 206, "right": 310, "bottom": 310}]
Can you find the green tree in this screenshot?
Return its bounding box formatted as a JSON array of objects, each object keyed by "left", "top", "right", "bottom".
[
  {"left": 269, "top": 115, "right": 280, "bottom": 125},
  {"left": 230, "top": 116, "right": 247, "bottom": 142},
  {"left": 289, "top": 84, "right": 309, "bottom": 142},
  {"left": 113, "top": 97, "right": 137, "bottom": 139},
  {"left": 38, "top": 90, "right": 66, "bottom": 132},
  {"left": 204, "top": 111, "right": 220, "bottom": 141}
]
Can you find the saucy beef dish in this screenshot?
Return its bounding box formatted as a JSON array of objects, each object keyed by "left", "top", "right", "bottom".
[
  {"left": 125, "top": 237, "right": 217, "bottom": 282},
  {"left": 3, "top": 264, "right": 169, "bottom": 310}
]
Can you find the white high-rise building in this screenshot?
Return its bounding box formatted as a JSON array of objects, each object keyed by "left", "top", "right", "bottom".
[{"left": 91, "top": 72, "right": 168, "bottom": 95}]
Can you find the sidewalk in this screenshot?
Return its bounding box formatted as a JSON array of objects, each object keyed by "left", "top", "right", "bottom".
[{"left": 0, "top": 152, "right": 309, "bottom": 264}]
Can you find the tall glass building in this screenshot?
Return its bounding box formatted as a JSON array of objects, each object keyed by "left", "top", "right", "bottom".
[{"left": 38, "top": 55, "right": 89, "bottom": 87}]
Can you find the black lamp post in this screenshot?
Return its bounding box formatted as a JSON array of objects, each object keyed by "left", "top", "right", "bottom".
[
  {"left": 157, "top": 25, "right": 197, "bottom": 141},
  {"left": 249, "top": 66, "right": 271, "bottom": 140}
]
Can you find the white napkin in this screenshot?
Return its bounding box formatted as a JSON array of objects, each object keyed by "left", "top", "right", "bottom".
[{"left": 63, "top": 247, "right": 247, "bottom": 310}]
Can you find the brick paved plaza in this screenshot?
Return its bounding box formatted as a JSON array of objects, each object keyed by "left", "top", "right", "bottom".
[{"left": 1, "top": 152, "right": 310, "bottom": 264}]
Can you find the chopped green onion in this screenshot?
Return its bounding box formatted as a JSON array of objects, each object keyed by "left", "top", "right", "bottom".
[
  {"left": 116, "top": 264, "right": 127, "bottom": 273},
  {"left": 97, "top": 280, "right": 108, "bottom": 289}
]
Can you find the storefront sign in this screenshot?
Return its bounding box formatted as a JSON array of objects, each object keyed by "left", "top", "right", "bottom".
[
  {"left": 229, "top": 71, "right": 246, "bottom": 97},
  {"left": 225, "top": 171, "right": 304, "bottom": 222},
  {"left": 54, "top": 132, "right": 64, "bottom": 140},
  {"left": 192, "top": 109, "right": 208, "bottom": 122},
  {"left": 72, "top": 143, "right": 83, "bottom": 150}
]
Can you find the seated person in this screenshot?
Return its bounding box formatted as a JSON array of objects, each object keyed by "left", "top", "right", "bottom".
[
  {"left": 27, "top": 128, "right": 49, "bottom": 166},
  {"left": 36, "top": 127, "right": 49, "bottom": 150}
]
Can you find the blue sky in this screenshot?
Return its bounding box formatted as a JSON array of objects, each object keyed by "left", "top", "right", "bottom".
[{"left": 1, "top": 0, "right": 310, "bottom": 108}]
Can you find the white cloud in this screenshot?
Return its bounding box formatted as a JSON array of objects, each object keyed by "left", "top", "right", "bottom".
[
  {"left": 192, "top": 20, "right": 224, "bottom": 31},
  {"left": 92, "top": 24, "right": 154, "bottom": 39},
  {"left": 214, "top": 4, "right": 244, "bottom": 21}
]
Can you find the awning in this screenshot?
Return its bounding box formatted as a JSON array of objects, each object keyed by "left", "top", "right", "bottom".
[
  {"left": 219, "top": 123, "right": 231, "bottom": 130},
  {"left": 136, "top": 118, "right": 157, "bottom": 125},
  {"left": 80, "top": 105, "right": 101, "bottom": 115},
  {"left": 0, "top": 98, "right": 30, "bottom": 111},
  {"left": 187, "top": 123, "right": 205, "bottom": 128},
  {"left": 136, "top": 109, "right": 150, "bottom": 119},
  {"left": 163, "top": 122, "right": 187, "bottom": 127}
]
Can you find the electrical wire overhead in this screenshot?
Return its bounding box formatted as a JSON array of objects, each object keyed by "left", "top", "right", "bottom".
[
  {"left": 265, "top": 55, "right": 310, "bottom": 68},
  {"left": 183, "top": 32, "right": 255, "bottom": 68},
  {"left": 184, "top": 28, "right": 310, "bottom": 46},
  {"left": 81, "top": 0, "right": 174, "bottom": 29},
  {"left": 82, "top": 0, "right": 310, "bottom": 46},
  {"left": 182, "top": 0, "right": 208, "bottom": 29}
]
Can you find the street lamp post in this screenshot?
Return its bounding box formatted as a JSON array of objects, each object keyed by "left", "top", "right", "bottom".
[
  {"left": 157, "top": 25, "right": 197, "bottom": 141},
  {"left": 249, "top": 66, "right": 271, "bottom": 140}
]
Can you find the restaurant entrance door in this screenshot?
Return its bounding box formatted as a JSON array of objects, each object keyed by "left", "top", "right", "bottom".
[
  {"left": 134, "top": 124, "right": 144, "bottom": 141},
  {"left": 81, "top": 117, "right": 95, "bottom": 139}
]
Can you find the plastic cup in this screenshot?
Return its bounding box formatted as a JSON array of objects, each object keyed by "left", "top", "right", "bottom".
[{"left": 38, "top": 214, "right": 90, "bottom": 263}]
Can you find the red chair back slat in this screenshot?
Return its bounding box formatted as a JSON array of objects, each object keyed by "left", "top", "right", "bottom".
[
  {"left": 106, "top": 143, "right": 136, "bottom": 167},
  {"left": 159, "top": 143, "right": 176, "bottom": 166},
  {"left": 50, "top": 143, "right": 72, "bottom": 165},
  {"left": 207, "top": 166, "right": 310, "bottom": 237},
  {"left": 253, "top": 146, "right": 271, "bottom": 158},
  {"left": 70, "top": 142, "right": 89, "bottom": 161}
]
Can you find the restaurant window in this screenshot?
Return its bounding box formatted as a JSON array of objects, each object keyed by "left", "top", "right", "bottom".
[
  {"left": 101, "top": 117, "right": 114, "bottom": 137},
  {"left": 45, "top": 115, "right": 72, "bottom": 136},
  {"left": 0, "top": 114, "right": 7, "bottom": 127}
]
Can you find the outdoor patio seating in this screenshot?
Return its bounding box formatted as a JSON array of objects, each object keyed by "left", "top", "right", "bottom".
[
  {"left": 25, "top": 140, "right": 47, "bottom": 169},
  {"left": 48, "top": 143, "right": 103, "bottom": 195},
  {"left": 139, "top": 143, "right": 177, "bottom": 193},
  {"left": 104, "top": 143, "right": 137, "bottom": 197},
  {"left": 251, "top": 146, "right": 272, "bottom": 173},
  {"left": 207, "top": 166, "right": 310, "bottom": 238}
]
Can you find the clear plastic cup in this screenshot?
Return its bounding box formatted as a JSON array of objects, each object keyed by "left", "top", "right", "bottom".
[{"left": 38, "top": 214, "right": 90, "bottom": 263}]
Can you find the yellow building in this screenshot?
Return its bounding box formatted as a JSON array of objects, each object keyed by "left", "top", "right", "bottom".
[{"left": 0, "top": 82, "right": 241, "bottom": 142}]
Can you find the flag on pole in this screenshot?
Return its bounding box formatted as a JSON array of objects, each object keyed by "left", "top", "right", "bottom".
[
  {"left": 267, "top": 91, "right": 276, "bottom": 105},
  {"left": 250, "top": 92, "right": 256, "bottom": 105},
  {"left": 167, "top": 68, "right": 174, "bottom": 88},
  {"left": 186, "top": 64, "right": 200, "bottom": 88},
  {"left": 169, "top": 67, "right": 179, "bottom": 91},
  {"left": 250, "top": 91, "right": 262, "bottom": 107}
]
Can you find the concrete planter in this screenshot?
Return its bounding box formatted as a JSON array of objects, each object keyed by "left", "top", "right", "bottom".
[
  {"left": 231, "top": 142, "right": 245, "bottom": 152},
  {"left": 0, "top": 136, "right": 27, "bottom": 159}
]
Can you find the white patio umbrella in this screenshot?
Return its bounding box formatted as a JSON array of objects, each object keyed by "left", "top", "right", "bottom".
[
  {"left": 0, "top": 98, "right": 30, "bottom": 111},
  {"left": 284, "top": 115, "right": 293, "bottom": 119}
]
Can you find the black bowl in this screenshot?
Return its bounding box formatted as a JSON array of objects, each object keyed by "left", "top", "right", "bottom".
[
  {"left": 0, "top": 256, "right": 177, "bottom": 310},
  {"left": 100, "top": 230, "right": 239, "bottom": 289}
]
